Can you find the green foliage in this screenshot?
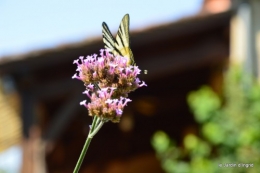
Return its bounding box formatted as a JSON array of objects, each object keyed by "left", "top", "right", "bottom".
[{"left": 152, "top": 67, "right": 260, "bottom": 173}]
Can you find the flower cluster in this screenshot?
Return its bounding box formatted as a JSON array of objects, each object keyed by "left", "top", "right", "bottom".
[
  {"left": 80, "top": 86, "right": 131, "bottom": 123},
  {"left": 72, "top": 49, "right": 146, "bottom": 122}
]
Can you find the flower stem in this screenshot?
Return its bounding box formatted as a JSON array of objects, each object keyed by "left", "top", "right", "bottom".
[
  {"left": 88, "top": 120, "right": 105, "bottom": 138},
  {"left": 73, "top": 116, "right": 104, "bottom": 173},
  {"left": 73, "top": 135, "right": 92, "bottom": 173}
]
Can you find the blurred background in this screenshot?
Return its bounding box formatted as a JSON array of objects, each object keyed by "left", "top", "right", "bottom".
[{"left": 1, "top": 0, "right": 260, "bottom": 172}]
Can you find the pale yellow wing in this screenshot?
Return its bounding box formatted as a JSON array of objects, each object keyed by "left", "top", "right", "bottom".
[{"left": 102, "top": 14, "right": 134, "bottom": 65}]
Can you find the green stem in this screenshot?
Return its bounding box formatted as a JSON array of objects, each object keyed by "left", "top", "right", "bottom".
[
  {"left": 90, "top": 116, "right": 98, "bottom": 133},
  {"left": 73, "top": 116, "right": 103, "bottom": 173},
  {"left": 73, "top": 135, "right": 92, "bottom": 173},
  {"left": 89, "top": 120, "right": 105, "bottom": 138}
]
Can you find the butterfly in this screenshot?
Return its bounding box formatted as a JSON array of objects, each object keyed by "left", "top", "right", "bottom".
[{"left": 102, "top": 14, "right": 135, "bottom": 66}]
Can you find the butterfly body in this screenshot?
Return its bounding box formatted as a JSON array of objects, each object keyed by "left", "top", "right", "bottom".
[{"left": 102, "top": 14, "right": 135, "bottom": 66}]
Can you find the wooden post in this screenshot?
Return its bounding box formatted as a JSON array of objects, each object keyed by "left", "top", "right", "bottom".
[{"left": 230, "top": 0, "right": 260, "bottom": 81}]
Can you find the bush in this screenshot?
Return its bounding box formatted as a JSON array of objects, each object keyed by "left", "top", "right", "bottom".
[{"left": 152, "top": 67, "right": 260, "bottom": 173}]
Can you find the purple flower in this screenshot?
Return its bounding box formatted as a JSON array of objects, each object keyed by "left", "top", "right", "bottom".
[
  {"left": 73, "top": 49, "right": 146, "bottom": 122},
  {"left": 84, "top": 87, "right": 132, "bottom": 123}
]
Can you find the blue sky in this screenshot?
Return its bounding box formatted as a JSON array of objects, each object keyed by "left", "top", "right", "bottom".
[
  {"left": 0, "top": 146, "right": 21, "bottom": 173},
  {"left": 0, "top": 0, "right": 203, "bottom": 57}
]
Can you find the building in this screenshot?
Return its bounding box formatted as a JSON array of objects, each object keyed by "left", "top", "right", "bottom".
[{"left": 0, "top": 6, "right": 231, "bottom": 173}]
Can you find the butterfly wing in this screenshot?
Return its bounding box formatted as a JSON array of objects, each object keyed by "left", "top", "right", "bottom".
[
  {"left": 102, "top": 14, "right": 134, "bottom": 65},
  {"left": 115, "top": 14, "right": 134, "bottom": 65},
  {"left": 102, "top": 22, "right": 119, "bottom": 56}
]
